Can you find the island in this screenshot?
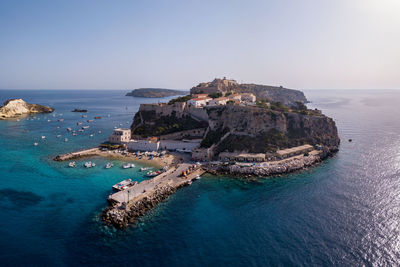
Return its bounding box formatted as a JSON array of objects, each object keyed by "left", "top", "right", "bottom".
[
  {"left": 54, "top": 78, "right": 339, "bottom": 228},
  {"left": 0, "top": 99, "right": 54, "bottom": 119},
  {"left": 126, "top": 88, "right": 189, "bottom": 98}
]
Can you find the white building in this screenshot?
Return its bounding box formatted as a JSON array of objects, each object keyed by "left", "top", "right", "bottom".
[
  {"left": 208, "top": 97, "right": 230, "bottom": 106},
  {"left": 240, "top": 93, "right": 256, "bottom": 103},
  {"left": 187, "top": 97, "right": 212, "bottom": 108},
  {"left": 228, "top": 94, "right": 242, "bottom": 101},
  {"left": 159, "top": 139, "right": 201, "bottom": 152},
  {"left": 109, "top": 128, "right": 131, "bottom": 144},
  {"left": 127, "top": 139, "right": 160, "bottom": 151}
]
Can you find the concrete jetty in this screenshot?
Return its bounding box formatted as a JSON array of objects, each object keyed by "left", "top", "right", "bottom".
[
  {"left": 103, "top": 163, "right": 205, "bottom": 228},
  {"left": 53, "top": 147, "right": 101, "bottom": 161}
]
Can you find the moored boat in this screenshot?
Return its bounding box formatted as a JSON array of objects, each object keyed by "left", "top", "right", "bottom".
[
  {"left": 112, "top": 179, "right": 137, "bottom": 191},
  {"left": 68, "top": 161, "right": 76, "bottom": 168},
  {"left": 105, "top": 162, "right": 114, "bottom": 169},
  {"left": 84, "top": 161, "right": 95, "bottom": 168}
]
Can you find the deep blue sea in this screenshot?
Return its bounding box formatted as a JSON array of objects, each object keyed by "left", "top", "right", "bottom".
[{"left": 1, "top": 89, "right": 400, "bottom": 266}]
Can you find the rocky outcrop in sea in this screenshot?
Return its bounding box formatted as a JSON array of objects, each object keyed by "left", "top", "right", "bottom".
[{"left": 0, "top": 99, "right": 54, "bottom": 119}]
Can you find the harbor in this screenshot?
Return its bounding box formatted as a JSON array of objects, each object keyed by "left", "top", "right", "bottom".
[{"left": 103, "top": 163, "right": 205, "bottom": 228}]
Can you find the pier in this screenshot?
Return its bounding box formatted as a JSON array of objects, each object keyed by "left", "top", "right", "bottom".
[{"left": 103, "top": 163, "right": 205, "bottom": 228}]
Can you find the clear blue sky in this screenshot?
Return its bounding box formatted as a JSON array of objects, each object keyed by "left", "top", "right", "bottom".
[{"left": 1, "top": 0, "right": 399, "bottom": 90}]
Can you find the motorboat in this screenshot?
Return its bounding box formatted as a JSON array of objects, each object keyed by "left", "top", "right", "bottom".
[
  {"left": 195, "top": 175, "right": 201, "bottom": 180},
  {"left": 68, "top": 162, "right": 76, "bottom": 168},
  {"left": 87, "top": 119, "right": 94, "bottom": 123},
  {"left": 98, "top": 130, "right": 102, "bottom": 134},
  {"left": 81, "top": 115, "right": 87, "bottom": 118},
  {"left": 89, "top": 134, "right": 94, "bottom": 137},
  {"left": 56, "top": 135, "right": 61, "bottom": 138},
  {"left": 94, "top": 116, "right": 101, "bottom": 119},
  {"left": 33, "top": 142, "right": 38, "bottom": 146},
  {"left": 146, "top": 171, "right": 161, "bottom": 177},
  {"left": 105, "top": 162, "right": 114, "bottom": 169},
  {"left": 112, "top": 179, "right": 137, "bottom": 191},
  {"left": 122, "top": 163, "right": 135, "bottom": 169},
  {"left": 76, "top": 122, "right": 82, "bottom": 125},
  {"left": 67, "top": 127, "right": 72, "bottom": 132},
  {"left": 41, "top": 136, "right": 46, "bottom": 139},
  {"left": 58, "top": 119, "right": 64, "bottom": 122},
  {"left": 140, "top": 167, "right": 150, "bottom": 171},
  {"left": 84, "top": 161, "right": 96, "bottom": 168},
  {"left": 82, "top": 126, "right": 89, "bottom": 129},
  {"left": 64, "top": 138, "right": 68, "bottom": 142}
]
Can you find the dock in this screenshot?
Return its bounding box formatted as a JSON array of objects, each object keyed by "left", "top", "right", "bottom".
[
  {"left": 53, "top": 147, "right": 101, "bottom": 161},
  {"left": 103, "top": 163, "right": 205, "bottom": 228}
]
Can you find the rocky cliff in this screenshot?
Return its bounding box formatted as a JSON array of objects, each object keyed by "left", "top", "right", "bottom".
[
  {"left": 0, "top": 99, "right": 54, "bottom": 119},
  {"left": 190, "top": 78, "right": 307, "bottom": 105},
  {"left": 204, "top": 105, "right": 339, "bottom": 154},
  {"left": 126, "top": 88, "right": 189, "bottom": 98}
]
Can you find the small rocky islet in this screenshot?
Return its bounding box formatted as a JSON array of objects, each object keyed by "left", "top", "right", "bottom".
[{"left": 0, "top": 98, "right": 54, "bottom": 119}]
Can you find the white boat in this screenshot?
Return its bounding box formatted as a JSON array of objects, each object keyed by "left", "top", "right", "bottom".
[
  {"left": 146, "top": 171, "right": 161, "bottom": 177},
  {"left": 98, "top": 130, "right": 102, "bottom": 134},
  {"left": 195, "top": 175, "right": 201, "bottom": 180},
  {"left": 105, "top": 162, "right": 114, "bottom": 169},
  {"left": 58, "top": 119, "right": 64, "bottom": 122},
  {"left": 68, "top": 162, "right": 76, "bottom": 168},
  {"left": 140, "top": 167, "right": 150, "bottom": 171},
  {"left": 78, "top": 129, "right": 84, "bottom": 132},
  {"left": 67, "top": 127, "right": 72, "bottom": 131},
  {"left": 64, "top": 138, "right": 68, "bottom": 142},
  {"left": 89, "top": 134, "right": 94, "bottom": 137},
  {"left": 72, "top": 133, "right": 77, "bottom": 136},
  {"left": 84, "top": 161, "right": 95, "bottom": 168},
  {"left": 82, "top": 115, "right": 87, "bottom": 118},
  {"left": 82, "top": 126, "right": 89, "bottom": 129},
  {"left": 112, "top": 179, "right": 137, "bottom": 191},
  {"left": 77, "top": 122, "right": 82, "bottom": 125},
  {"left": 122, "top": 163, "right": 135, "bottom": 169},
  {"left": 47, "top": 119, "right": 51, "bottom": 122},
  {"left": 56, "top": 135, "right": 61, "bottom": 138},
  {"left": 41, "top": 136, "right": 46, "bottom": 139},
  {"left": 33, "top": 142, "right": 38, "bottom": 146}
]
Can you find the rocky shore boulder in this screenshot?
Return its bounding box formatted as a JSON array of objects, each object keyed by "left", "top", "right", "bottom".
[{"left": 0, "top": 99, "right": 54, "bottom": 119}]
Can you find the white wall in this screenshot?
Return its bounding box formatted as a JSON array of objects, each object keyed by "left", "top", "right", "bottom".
[
  {"left": 159, "top": 140, "right": 201, "bottom": 151},
  {"left": 127, "top": 140, "right": 160, "bottom": 151}
]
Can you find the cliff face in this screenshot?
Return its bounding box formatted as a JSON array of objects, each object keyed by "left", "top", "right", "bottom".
[
  {"left": 190, "top": 78, "right": 307, "bottom": 105},
  {"left": 0, "top": 99, "right": 54, "bottom": 119},
  {"left": 205, "top": 105, "right": 339, "bottom": 154}
]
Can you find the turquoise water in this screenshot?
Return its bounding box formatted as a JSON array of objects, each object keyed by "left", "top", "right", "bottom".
[{"left": 1, "top": 89, "right": 400, "bottom": 266}]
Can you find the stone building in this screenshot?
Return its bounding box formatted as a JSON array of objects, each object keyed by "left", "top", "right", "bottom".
[{"left": 109, "top": 128, "right": 131, "bottom": 144}]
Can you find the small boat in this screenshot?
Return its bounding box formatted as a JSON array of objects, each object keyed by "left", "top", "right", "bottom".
[
  {"left": 105, "top": 162, "right": 114, "bottom": 169},
  {"left": 84, "top": 161, "right": 95, "bottom": 168},
  {"left": 82, "top": 126, "right": 89, "bottom": 129},
  {"left": 122, "top": 163, "right": 135, "bottom": 169},
  {"left": 98, "top": 130, "right": 102, "bottom": 134},
  {"left": 68, "top": 162, "right": 76, "bottom": 168},
  {"left": 67, "top": 127, "right": 72, "bottom": 132},
  {"left": 112, "top": 179, "right": 137, "bottom": 191},
  {"left": 195, "top": 175, "right": 201, "bottom": 180},
  {"left": 72, "top": 133, "right": 77, "bottom": 136},
  {"left": 89, "top": 134, "right": 94, "bottom": 137},
  {"left": 33, "top": 142, "right": 38, "bottom": 146},
  {"left": 87, "top": 119, "right": 94, "bottom": 123},
  {"left": 56, "top": 135, "right": 61, "bottom": 138},
  {"left": 140, "top": 167, "right": 150, "bottom": 171},
  {"left": 76, "top": 122, "right": 82, "bottom": 125},
  {"left": 41, "top": 136, "right": 46, "bottom": 139},
  {"left": 64, "top": 138, "right": 68, "bottom": 142},
  {"left": 187, "top": 181, "right": 192, "bottom": 185},
  {"left": 58, "top": 119, "right": 64, "bottom": 122},
  {"left": 78, "top": 129, "right": 84, "bottom": 132},
  {"left": 47, "top": 119, "right": 51, "bottom": 122},
  {"left": 94, "top": 116, "right": 101, "bottom": 119},
  {"left": 146, "top": 171, "right": 161, "bottom": 177},
  {"left": 82, "top": 115, "right": 87, "bottom": 118}
]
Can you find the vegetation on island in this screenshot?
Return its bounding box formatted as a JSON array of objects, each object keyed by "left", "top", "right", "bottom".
[{"left": 126, "top": 88, "right": 189, "bottom": 98}]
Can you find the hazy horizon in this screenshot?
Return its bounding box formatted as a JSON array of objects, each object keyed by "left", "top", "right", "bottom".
[{"left": 1, "top": 0, "right": 399, "bottom": 90}]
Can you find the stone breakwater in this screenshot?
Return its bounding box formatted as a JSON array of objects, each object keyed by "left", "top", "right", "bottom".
[
  {"left": 205, "top": 153, "right": 323, "bottom": 177},
  {"left": 102, "top": 164, "right": 204, "bottom": 229},
  {"left": 102, "top": 184, "right": 179, "bottom": 228}
]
